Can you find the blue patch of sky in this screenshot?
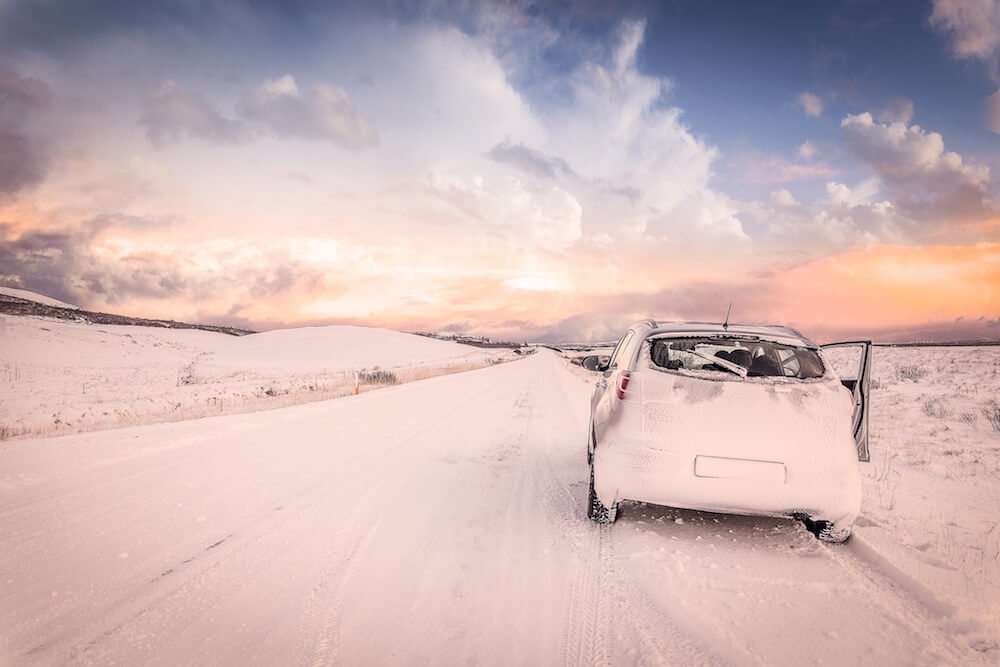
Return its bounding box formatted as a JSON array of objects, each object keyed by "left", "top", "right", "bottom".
[{"left": 622, "top": 1, "right": 997, "bottom": 195}]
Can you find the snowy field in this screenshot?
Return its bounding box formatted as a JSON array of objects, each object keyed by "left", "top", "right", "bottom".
[
  {"left": 849, "top": 345, "right": 1000, "bottom": 647},
  {"left": 0, "top": 315, "right": 512, "bottom": 440},
  {"left": 0, "top": 315, "right": 998, "bottom": 664}
]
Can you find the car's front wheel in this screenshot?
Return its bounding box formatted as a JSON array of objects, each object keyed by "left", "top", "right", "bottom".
[{"left": 587, "top": 464, "right": 618, "bottom": 524}]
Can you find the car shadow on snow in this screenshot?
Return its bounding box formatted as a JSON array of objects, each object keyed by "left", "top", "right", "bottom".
[{"left": 610, "top": 501, "right": 828, "bottom": 556}]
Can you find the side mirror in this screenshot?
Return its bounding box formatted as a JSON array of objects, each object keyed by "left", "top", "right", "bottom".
[{"left": 581, "top": 355, "right": 606, "bottom": 372}]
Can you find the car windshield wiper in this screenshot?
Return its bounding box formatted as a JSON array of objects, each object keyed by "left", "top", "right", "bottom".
[{"left": 691, "top": 350, "right": 748, "bottom": 378}]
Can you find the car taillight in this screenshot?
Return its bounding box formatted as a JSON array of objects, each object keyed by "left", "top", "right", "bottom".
[{"left": 616, "top": 371, "right": 631, "bottom": 400}]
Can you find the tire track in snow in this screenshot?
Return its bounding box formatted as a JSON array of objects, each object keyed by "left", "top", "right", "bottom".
[
  {"left": 535, "top": 450, "right": 731, "bottom": 667},
  {"left": 293, "top": 361, "right": 541, "bottom": 666},
  {"left": 562, "top": 524, "right": 613, "bottom": 667},
  {"left": 821, "top": 536, "right": 987, "bottom": 664},
  {"left": 297, "top": 511, "right": 382, "bottom": 667},
  {"left": 532, "top": 356, "right": 750, "bottom": 667}
]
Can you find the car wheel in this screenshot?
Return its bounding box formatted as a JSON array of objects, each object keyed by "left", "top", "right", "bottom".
[
  {"left": 587, "top": 463, "right": 618, "bottom": 524},
  {"left": 802, "top": 517, "right": 852, "bottom": 544},
  {"left": 816, "top": 522, "right": 852, "bottom": 544}
]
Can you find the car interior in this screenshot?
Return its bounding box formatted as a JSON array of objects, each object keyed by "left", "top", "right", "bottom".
[{"left": 649, "top": 337, "right": 825, "bottom": 379}]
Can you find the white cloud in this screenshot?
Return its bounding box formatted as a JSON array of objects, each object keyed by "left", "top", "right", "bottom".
[
  {"left": 929, "top": 0, "right": 1000, "bottom": 64},
  {"left": 797, "top": 91, "right": 824, "bottom": 117},
  {"left": 400, "top": 18, "right": 745, "bottom": 251},
  {"left": 743, "top": 113, "right": 996, "bottom": 251},
  {"left": 260, "top": 74, "right": 298, "bottom": 97},
  {"left": 797, "top": 140, "right": 819, "bottom": 160},
  {"left": 742, "top": 189, "right": 898, "bottom": 249},
  {"left": 422, "top": 170, "right": 583, "bottom": 249},
  {"left": 770, "top": 189, "right": 798, "bottom": 207},
  {"left": 537, "top": 19, "right": 745, "bottom": 244},
  {"left": 841, "top": 112, "right": 993, "bottom": 221},
  {"left": 825, "top": 179, "right": 880, "bottom": 207},
  {"left": 239, "top": 74, "right": 378, "bottom": 150},
  {"left": 878, "top": 96, "right": 915, "bottom": 124}
]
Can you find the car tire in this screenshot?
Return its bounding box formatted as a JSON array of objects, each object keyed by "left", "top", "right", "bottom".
[
  {"left": 816, "top": 522, "right": 852, "bottom": 544},
  {"left": 587, "top": 463, "right": 618, "bottom": 524},
  {"left": 802, "top": 517, "right": 852, "bottom": 544}
]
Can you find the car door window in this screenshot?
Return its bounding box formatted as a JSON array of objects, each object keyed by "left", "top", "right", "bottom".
[
  {"left": 821, "top": 341, "right": 873, "bottom": 462},
  {"left": 607, "top": 331, "right": 634, "bottom": 369}
]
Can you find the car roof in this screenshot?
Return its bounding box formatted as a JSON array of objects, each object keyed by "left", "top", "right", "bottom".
[{"left": 633, "top": 320, "right": 819, "bottom": 349}]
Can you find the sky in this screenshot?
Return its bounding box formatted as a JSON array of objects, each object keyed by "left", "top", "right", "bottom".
[{"left": 0, "top": 0, "right": 998, "bottom": 343}]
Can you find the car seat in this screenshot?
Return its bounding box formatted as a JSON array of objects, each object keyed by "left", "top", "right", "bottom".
[
  {"left": 748, "top": 353, "right": 782, "bottom": 377},
  {"left": 729, "top": 349, "right": 752, "bottom": 368}
]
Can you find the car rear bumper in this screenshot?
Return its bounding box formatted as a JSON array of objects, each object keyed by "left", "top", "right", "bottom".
[{"left": 593, "top": 441, "right": 861, "bottom": 526}]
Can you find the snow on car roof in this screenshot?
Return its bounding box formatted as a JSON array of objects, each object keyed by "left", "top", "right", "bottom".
[{"left": 638, "top": 320, "right": 818, "bottom": 348}]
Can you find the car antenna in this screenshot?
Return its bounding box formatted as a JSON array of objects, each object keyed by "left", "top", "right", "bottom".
[{"left": 722, "top": 302, "right": 733, "bottom": 331}]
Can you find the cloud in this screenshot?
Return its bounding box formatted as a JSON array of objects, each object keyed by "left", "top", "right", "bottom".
[
  {"left": 825, "top": 179, "right": 880, "bottom": 207},
  {"left": 770, "top": 189, "right": 798, "bottom": 207},
  {"left": 487, "top": 140, "right": 576, "bottom": 179},
  {"left": 797, "top": 141, "right": 819, "bottom": 160},
  {"left": 0, "top": 131, "right": 48, "bottom": 198},
  {"left": 730, "top": 145, "right": 837, "bottom": 184},
  {"left": 541, "top": 19, "right": 744, "bottom": 244},
  {"left": 0, "top": 217, "right": 325, "bottom": 310},
  {"left": 0, "top": 69, "right": 51, "bottom": 116},
  {"left": 378, "top": 18, "right": 742, "bottom": 253},
  {"left": 929, "top": 0, "right": 1000, "bottom": 67},
  {"left": 139, "top": 75, "right": 378, "bottom": 150},
  {"left": 536, "top": 312, "right": 641, "bottom": 344},
  {"left": 741, "top": 183, "right": 895, "bottom": 250},
  {"left": 0, "top": 70, "right": 52, "bottom": 197},
  {"left": 0, "top": 218, "right": 116, "bottom": 304},
  {"left": 530, "top": 242, "right": 1000, "bottom": 343},
  {"left": 239, "top": 74, "right": 378, "bottom": 150},
  {"left": 841, "top": 112, "right": 993, "bottom": 222},
  {"left": 139, "top": 80, "right": 247, "bottom": 147},
  {"left": 878, "top": 96, "right": 915, "bottom": 124},
  {"left": 797, "top": 91, "right": 824, "bottom": 117},
  {"left": 421, "top": 170, "right": 583, "bottom": 248}
]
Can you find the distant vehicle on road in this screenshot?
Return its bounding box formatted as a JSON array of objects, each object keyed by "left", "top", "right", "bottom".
[{"left": 581, "top": 320, "right": 871, "bottom": 543}]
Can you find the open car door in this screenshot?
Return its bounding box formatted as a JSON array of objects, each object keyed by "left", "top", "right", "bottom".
[{"left": 820, "top": 341, "right": 872, "bottom": 462}]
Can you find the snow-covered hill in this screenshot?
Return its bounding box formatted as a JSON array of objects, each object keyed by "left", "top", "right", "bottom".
[
  {"left": 0, "top": 315, "right": 511, "bottom": 439},
  {"left": 0, "top": 286, "right": 78, "bottom": 310}
]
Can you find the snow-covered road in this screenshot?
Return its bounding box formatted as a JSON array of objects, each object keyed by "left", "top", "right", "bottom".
[{"left": 0, "top": 351, "right": 985, "bottom": 665}]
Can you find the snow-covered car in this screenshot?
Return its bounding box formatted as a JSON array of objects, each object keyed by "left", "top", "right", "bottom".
[{"left": 581, "top": 320, "right": 871, "bottom": 543}]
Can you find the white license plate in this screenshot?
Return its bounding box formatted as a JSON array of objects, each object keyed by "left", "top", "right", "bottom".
[{"left": 694, "top": 456, "right": 786, "bottom": 483}]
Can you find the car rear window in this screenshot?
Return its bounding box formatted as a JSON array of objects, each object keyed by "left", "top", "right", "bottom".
[{"left": 648, "top": 336, "right": 825, "bottom": 379}]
